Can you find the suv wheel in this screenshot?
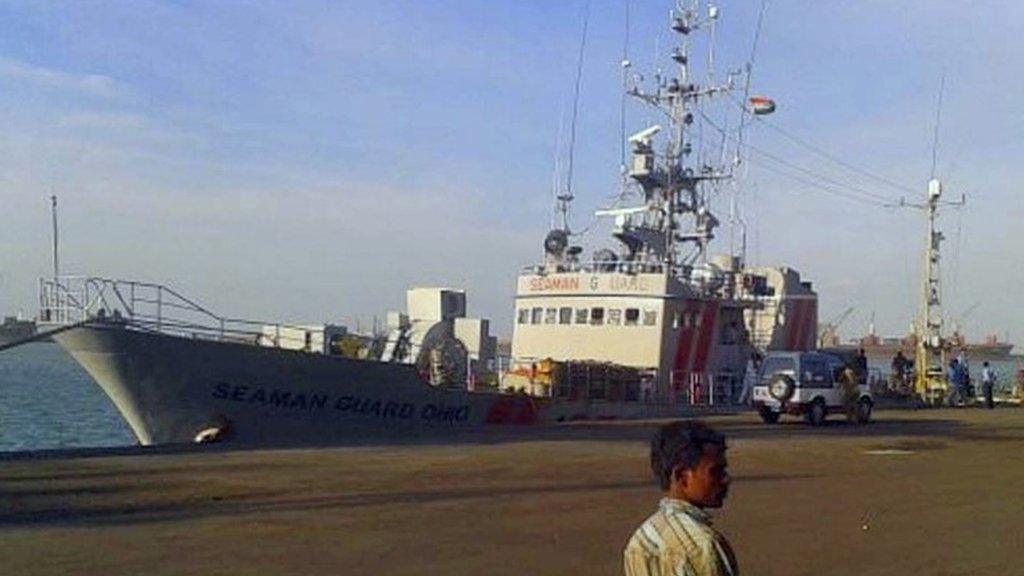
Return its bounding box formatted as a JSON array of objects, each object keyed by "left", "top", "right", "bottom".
[
  {"left": 855, "top": 398, "right": 873, "bottom": 424},
  {"left": 805, "top": 399, "right": 826, "bottom": 426},
  {"left": 768, "top": 374, "right": 796, "bottom": 402},
  {"left": 758, "top": 406, "right": 780, "bottom": 424}
]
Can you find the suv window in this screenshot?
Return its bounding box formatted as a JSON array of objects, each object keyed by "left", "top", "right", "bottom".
[
  {"left": 761, "top": 356, "right": 795, "bottom": 381},
  {"left": 800, "top": 356, "right": 832, "bottom": 388}
]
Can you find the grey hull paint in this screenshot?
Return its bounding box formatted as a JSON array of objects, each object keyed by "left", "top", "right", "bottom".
[{"left": 54, "top": 324, "right": 531, "bottom": 446}]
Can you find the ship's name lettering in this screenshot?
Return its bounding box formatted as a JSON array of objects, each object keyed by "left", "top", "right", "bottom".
[
  {"left": 528, "top": 276, "right": 580, "bottom": 292},
  {"left": 212, "top": 383, "right": 470, "bottom": 423},
  {"left": 528, "top": 275, "right": 651, "bottom": 292},
  {"left": 608, "top": 276, "right": 650, "bottom": 291},
  {"left": 213, "top": 383, "right": 328, "bottom": 411}
]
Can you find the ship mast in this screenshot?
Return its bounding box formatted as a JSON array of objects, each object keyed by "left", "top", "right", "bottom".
[
  {"left": 896, "top": 178, "right": 965, "bottom": 403},
  {"left": 598, "top": 0, "right": 739, "bottom": 287},
  {"left": 899, "top": 74, "right": 966, "bottom": 404},
  {"left": 51, "top": 195, "right": 59, "bottom": 284}
]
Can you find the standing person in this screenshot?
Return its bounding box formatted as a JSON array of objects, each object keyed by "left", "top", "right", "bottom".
[
  {"left": 957, "top": 350, "right": 973, "bottom": 398},
  {"left": 738, "top": 351, "right": 761, "bottom": 405},
  {"left": 891, "top": 350, "right": 908, "bottom": 390},
  {"left": 947, "top": 358, "right": 962, "bottom": 407},
  {"left": 981, "top": 361, "right": 997, "bottom": 410},
  {"left": 855, "top": 348, "right": 869, "bottom": 384},
  {"left": 624, "top": 421, "right": 737, "bottom": 576}
]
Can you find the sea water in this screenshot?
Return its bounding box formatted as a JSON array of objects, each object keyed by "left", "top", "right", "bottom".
[{"left": 0, "top": 342, "right": 134, "bottom": 452}]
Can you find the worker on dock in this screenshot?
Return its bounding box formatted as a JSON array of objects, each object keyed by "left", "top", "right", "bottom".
[
  {"left": 624, "top": 421, "right": 737, "bottom": 576},
  {"left": 980, "top": 362, "right": 997, "bottom": 409},
  {"left": 738, "top": 351, "right": 762, "bottom": 405},
  {"left": 891, "top": 350, "right": 910, "bottom": 392},
  {"left": 855, "top": 348, "right": 869, "bottom": 384},
  {"left": 947, "top": 358, "right": 966, "bottom": 407}
]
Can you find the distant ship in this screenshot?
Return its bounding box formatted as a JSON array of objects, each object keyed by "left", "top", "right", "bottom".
[
  {"left": 828, "top": 332, "right": 1014, "bottom": 359},
  {"left": 0, "top": 316, "right": 36, "bottom": 346}
]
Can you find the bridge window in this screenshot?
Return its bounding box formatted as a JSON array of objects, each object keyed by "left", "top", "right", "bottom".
[
  {"left": 643, "top": 309, "right": 657, "bottom": 326},
  {"left": 590, "top": 307, "right": 605, "bottom": 325},
  {"left": 607, "top": 309, "right": 622, "bottom": 325},
  {"left": 558, "top": 307, "right": 572, "bottom": 324},
  {"left": 575, "top": 308, "right": 589, "bottom": 324},
  {"left": 544, "top": 308, "right": 557, "bottom": 324},
  {"left": 531, "top": 307, "right": 543, "bottom": 325},
  {"left": 517, "top": 309, "right": 529, "bottom": 324},
  {"left": 624, "top": 308, "right": 640, "bottom": 326},
  {"left": 672, "top": 311, "right": 682, "bottom": 329},
  {"left": 720, "top": 321, "right": 739, "bottom": 344}
]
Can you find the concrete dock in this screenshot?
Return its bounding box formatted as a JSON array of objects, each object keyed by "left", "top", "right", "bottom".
[{"left": 2, "top": 409, "right": 1022, "bottom": 575}]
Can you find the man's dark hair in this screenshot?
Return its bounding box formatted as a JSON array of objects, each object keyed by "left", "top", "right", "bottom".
[{"left": 650, "top": 420, "right": 726, "bottom": 490}]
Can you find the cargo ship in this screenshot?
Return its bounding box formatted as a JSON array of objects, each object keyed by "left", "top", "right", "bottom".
[{"left": 828, "top": 332, "right": 1014, "bottom": 360}]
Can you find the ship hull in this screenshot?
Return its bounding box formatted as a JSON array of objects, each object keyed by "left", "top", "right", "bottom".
[{"left": 54, "top": 324, "right": 538, "bottom": 446}]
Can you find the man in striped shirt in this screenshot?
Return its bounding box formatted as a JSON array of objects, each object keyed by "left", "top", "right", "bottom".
[{"left": 624, "top": 421, "right": 738, "bottom": 576}]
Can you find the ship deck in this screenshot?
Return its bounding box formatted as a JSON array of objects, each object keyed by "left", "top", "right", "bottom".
[{"left": 2, "top": 408, "right": 1023, "bottom": 575}]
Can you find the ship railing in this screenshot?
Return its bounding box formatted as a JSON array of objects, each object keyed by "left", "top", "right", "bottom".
[
  {"left": 519, "top": 261, "right": 768, "bottom": 304},
  {"left": 38, "top": 276, "right": 328, "bottom": 351},
  {"left": 667, "top": 370, "right": 741, "bottom": 407},
  {"left": 501, "top": 357, "right": 741, "bottom": 406},
  {"left": 520, "top": 260, "right": 670, "bottom": 276}
]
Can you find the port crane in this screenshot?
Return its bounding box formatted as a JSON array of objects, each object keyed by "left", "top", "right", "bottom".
[{"left": 818, "top": 306, "right": 854, "bottom": 348}]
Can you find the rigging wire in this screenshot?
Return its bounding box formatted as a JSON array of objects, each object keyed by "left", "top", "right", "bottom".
[
  {"left": 726, "top": 92, "right": 917, "bottom": 195},
  {"left": 687, "top": 127, "right": 887, "bottom": 207},
  {"left": 929, "top": 70, "right": 946, "bottom": 179},
  {"left": 619, "top": 0, "right": 630, "bottom": 180},
  {"left": 950, "top": 205, "right": 964, "bottom": 317},
  {"left": 699, "top": 110, "right": 900, "bottom": 205},
  {"left": 734, "top": 0, "right": 768, "bottom": 161},
  {"left": 747, "top": 158, "right": 888, "bottom": 206},
  {"left": 564, "top": 0, "right": 591, "bottom": 207},
  {"left": 732, "top": 98, "right": 918, "bottom": 195},
  {"left": 550, "top": 102, "right": 567, "bottom": 231}
]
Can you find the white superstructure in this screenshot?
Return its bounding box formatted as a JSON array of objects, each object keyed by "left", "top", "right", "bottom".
[{"left": 508, "top": 1, "right": 817, "bottom": 404}]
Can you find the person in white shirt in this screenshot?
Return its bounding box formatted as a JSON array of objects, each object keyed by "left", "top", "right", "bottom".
[{"left": 981, "top": 361, "right": 997, "bottom": 409}]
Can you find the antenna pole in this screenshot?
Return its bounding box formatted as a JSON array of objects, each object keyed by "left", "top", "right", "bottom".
[
  {"left": 559, "top": 1, "right": 592, "bottom": 233},
  {"left": 51, "top": 195, "right": 59, "bottom": 283},
  {"left": 929, "top": 71, "right": 945, "bottom": 179}
]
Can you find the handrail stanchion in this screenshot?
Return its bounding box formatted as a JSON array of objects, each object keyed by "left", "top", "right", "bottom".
[{"left": 669, "top": 370, "right": 676, "bottom": 405}]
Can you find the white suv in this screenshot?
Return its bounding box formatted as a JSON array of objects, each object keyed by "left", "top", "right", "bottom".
[{"left": 752, "top": 351, "right": 873, "bottom": 426}]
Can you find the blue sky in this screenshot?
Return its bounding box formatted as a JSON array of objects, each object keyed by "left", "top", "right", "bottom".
[{"left": 1, "top": 1, "right": 1022, "bottom": 342}]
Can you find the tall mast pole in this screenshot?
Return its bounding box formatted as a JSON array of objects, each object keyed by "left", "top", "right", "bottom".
[
  {"left": 51, "top": 195, "right": 59, "bottom": 283},
  {"left": 916, "top": 179, "right": 946, "bottom": 402}
]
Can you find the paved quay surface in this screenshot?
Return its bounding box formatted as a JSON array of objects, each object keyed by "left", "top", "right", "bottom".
[{"left": 2, "top": 408, "right": 1022, "bottom": 576}]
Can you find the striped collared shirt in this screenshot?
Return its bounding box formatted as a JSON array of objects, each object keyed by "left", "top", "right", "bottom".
[{"left": 623, "top": 498, "right": 739, "bottom": 576}]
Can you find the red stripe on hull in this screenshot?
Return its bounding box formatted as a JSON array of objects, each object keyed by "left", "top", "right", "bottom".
[
  {"left": 691, "top": 301, "right": 720, "bottom": 372},
  {"left": 801, "top": 300, "right": 817, "bottom": 350},
  {"left": 673, "top": 300, "right": 699, "bottom": 372},
  {"left": 787, "top": 299, "right": 806, "bottom": 350}
]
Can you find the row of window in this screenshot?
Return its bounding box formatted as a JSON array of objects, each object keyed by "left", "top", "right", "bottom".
[
  {"left": 517, "top": 306, "right": 719, "bottom": 333},
  {"left": 517, "top": 306, "right": 661, "bottom": 327}
]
